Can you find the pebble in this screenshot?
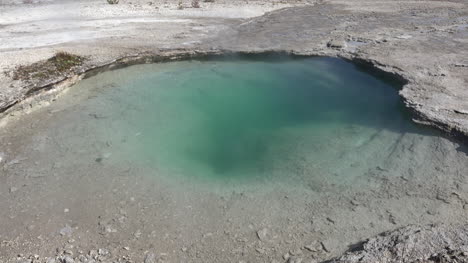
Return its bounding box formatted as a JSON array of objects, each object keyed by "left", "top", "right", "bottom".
[
  {"left": 256, "top": 228, "right": 268, "bottom": 241},
  {"left": 304, "top": 241, "right": 322, "bottom": 252},
  {"left": 133, "top": 229, "right": 142, "bottom": 238},
  {"left": 320, "top": 239, "right": 337, "bottom": 253},
  {"left": 98, "top": 248, "right": 109, "bottom": 256},
  {"left": 77, "top": 255, "right": 87, "bottom": 263},
  {"left": 287, "top": 257, "right": 303, "bottom": 263},
  {"left": 327, "top": 39, "right": 347, "bottom": 49},
  {"left": 62, "top": 256, "right": 74, "bottom": 263},
  {"left": 396, "top": 34, "right": 413, "bottom": 39},
  {"left": 59, "top": 225, "right": 73, "bottom": 236},
  {"left": 88, "top": 250, "right": 98, "bottom": 259},
  {"left": 144, "top": 253, "right": 156, "bottom": 263}
]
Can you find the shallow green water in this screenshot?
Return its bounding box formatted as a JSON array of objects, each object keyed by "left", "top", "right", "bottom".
[{"left": 67, "top": 56, "right": 422, "bottom": 183}]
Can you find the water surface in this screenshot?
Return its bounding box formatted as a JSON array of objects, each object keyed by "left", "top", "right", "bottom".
[{"left": 61, "top": 56, "right": 423, "bottom": 185}]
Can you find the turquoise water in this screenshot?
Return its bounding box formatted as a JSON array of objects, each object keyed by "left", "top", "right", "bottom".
[{"left": 68, "top": 56, "right": 420, "bottom": 183}]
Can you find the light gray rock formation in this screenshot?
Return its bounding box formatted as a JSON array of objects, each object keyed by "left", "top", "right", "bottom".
[{"left": 332, "top": 224, "right": 468, "bottom": 263}]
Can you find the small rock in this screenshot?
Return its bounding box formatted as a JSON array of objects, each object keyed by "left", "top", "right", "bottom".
[
  {"left": 288, "top": 257, "right": 303, "bottom": 263},
  {"left": 133, "top": 230, "right": 142, "bottom": 238},
  {"left": 97, "top": 248, "right": 108, "bottom": 256},
  {"left": 321, "top": 239, "right": 338, "bottom": 253},
  {"left": 327, "top": 39, "right": 346, "bottom": 49},
  {"left": 256, "top": 228, "right": 268, "bottom": 241},
  {"left": 255, "top": 247, "right": 265, "bottom": 254},
  {"left": 304, "top": 241, "right": 322, "bottom": 252},
  {"left": 46, "top": 258, "right": 56, "bottom": 263},
  {"left": 59, "top": 225, "right": 73, "bottom": 236},
  {"left": 88, "top": 250, "right": 98, "bottom": 259},
  {"left": 9, "top": 186, "right": 18, "bottom": 193},
  {"left": 62, "top": 256, "right": 74, "bottom": 263},
  {"left": 77, "top": 255, "right": 87, "bottom": 263},
  {"left": 396, "top": 34, "right": 413, "bottom": 39},
  {"left": 144, "top": 253, "right": 156, "bottom": 263},
  {"left": 64, "top": 208, "right": 69, "bottom": 213}
]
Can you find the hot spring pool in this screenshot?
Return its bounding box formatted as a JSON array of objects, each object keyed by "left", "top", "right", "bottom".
[
  {"left": 49, "top": 56, "right": 428, "bottom": 184},
  {"left": 3, "top": 56, "right": 468, "bottom": 262}
]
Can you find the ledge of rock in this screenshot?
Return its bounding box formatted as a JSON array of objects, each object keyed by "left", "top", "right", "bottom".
[{"left": 332, "top": 224, "right": 468, "bottom": 263}]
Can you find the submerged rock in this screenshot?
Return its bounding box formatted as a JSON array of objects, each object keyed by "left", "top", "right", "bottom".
[{"left": 332, "top": 224, "right": 468, "bottom": 263}]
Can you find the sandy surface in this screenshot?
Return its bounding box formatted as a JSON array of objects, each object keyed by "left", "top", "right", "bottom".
[{"left": 1, "top": 0, "right": 468, "bottom": 262}]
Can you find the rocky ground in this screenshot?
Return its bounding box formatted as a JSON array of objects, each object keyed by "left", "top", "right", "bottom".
[{"left": 1, "top": 0, "right": 468, "bottom": 262}]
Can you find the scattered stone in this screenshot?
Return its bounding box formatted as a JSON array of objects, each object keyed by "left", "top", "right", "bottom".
[
  {"left": 304, "top": 241, "right": 322, "bottom": 252},
  {"left": 97, "top": 248, "right": 109, "bottom": 256},
  {"left": 77, "top": 255, "right": 87, "bottom": 263},
  {"left": 376, "top": 166, "right": 388, "bottom": 172},
  {"left": 59, "top": 225, "right": 73, "bottom": 236},
  {"left": 62, "top": 256, "right": 74, "bottom": 263},
  {"left": 396, "top": 34, "right": 413, "bottom": 39},
  {"left": 104, "top": 224, "right": 117, "bottom": 233},
  {"left": 46, "top": 258, "right": 56, "bottom": 263},
  {"left": 144, "top": 252, "right": 156, "bottom": 263},
  {"left": 64, "top": 208, "right": 69, "bottom": 213},
  {"left": 321, "top": 239, "right": 338, "bottom": 253},
  {"left": 255, "top": 247, "right": 265, "bottom": 254},
  {"left": 9, "top": 186, "right": 18, "bottom": 193},
  {"left": 327, "top": 39, "right": 346, "bottom": 49},
  {"left": 88, "top": 250, "right": 98, "bottom": 259},
  {"left": 388, "top": 213, "right": 397, "bottom": 225},
  {"left": 26, "top": 225, "right": 35, "bottom": 231},
  {"left": 256, "top": 228, "right": 269, "bottom": 241},
  {"left": 287, "top": 257, "right": 303, "bottom": 263},
  {"left": 133, "top": 229, "right": 142, "bottom": 238}
]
